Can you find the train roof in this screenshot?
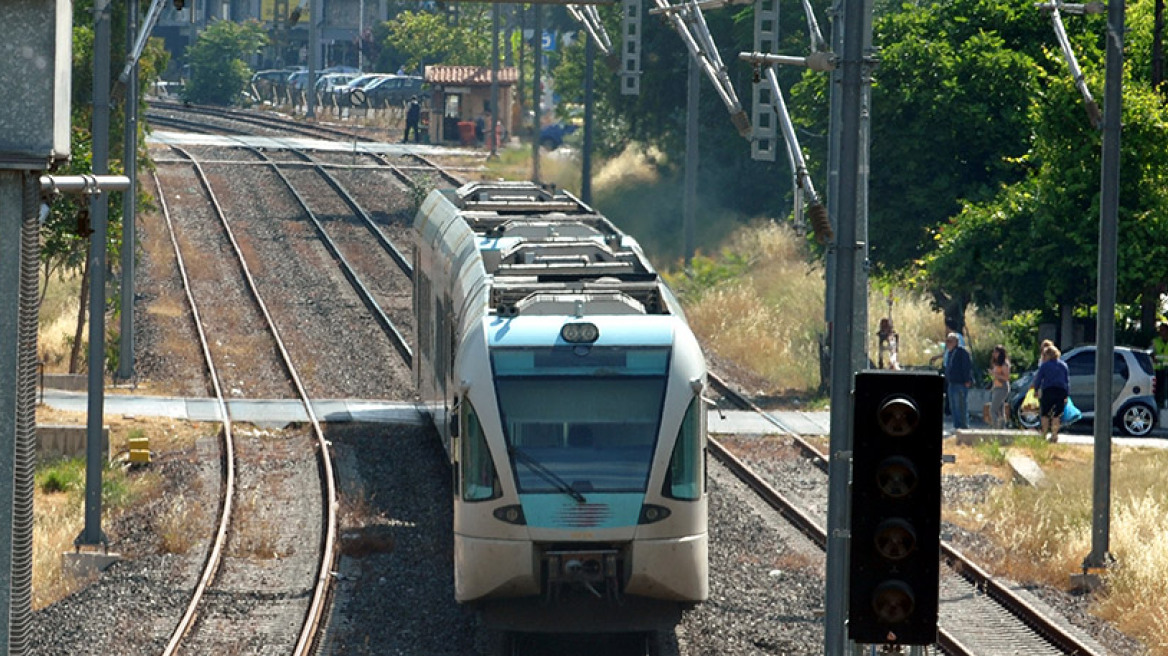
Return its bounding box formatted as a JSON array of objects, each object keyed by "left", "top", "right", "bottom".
[{"left": 430, "top": 182, "right": 676, "bottom": 318}]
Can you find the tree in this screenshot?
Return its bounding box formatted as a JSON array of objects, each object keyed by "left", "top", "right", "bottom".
[
  {"left": 918, "top": 7, "right": 1168, "bottom": 324},
  {"left": 183, "top": 19, "right": 267, "bottom": 106},
  {"left": 48, "top": 2, "right": 168, "bottom": 372},
  {"left": 381, "top": 9, "right": 493, "bottom": 71}
]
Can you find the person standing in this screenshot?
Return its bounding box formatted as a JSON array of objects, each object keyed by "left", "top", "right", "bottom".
[
  {"left": 1153, "top": 323, "right": 1168, "bottom": 409},
  {"left": 943, "top": 332, "right": 973, "bottom": 430},
  {"left": 1031, "top": 344, "right": 1070, "bottom": 443},
  {"left": 990, "top": 345, "right": 1011, "bottom": 429},
  {"left": 403, "top": 96, "right": 421, "bottom": 143},
  {"left": 877, "top": 318, "right": 901, "bottom": 370}
]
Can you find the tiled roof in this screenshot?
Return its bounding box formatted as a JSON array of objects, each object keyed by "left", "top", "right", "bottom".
[{"left": 425, "top": 65, "right": 519, "bottom": 86}]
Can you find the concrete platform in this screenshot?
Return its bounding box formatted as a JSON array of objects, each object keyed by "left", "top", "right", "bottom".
[
  {"left": 62, "top": 550, "right": 122, "bottom": 578},
  {"left": 709, "top": 409, "right": 829, "bottom": 436},
  {"left": 41, "top": 390, "right": 426, "bottom": 428}
]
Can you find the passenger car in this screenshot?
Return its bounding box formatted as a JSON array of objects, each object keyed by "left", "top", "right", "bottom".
[
  {"left": 539, "top": 122, "right": 579, "bottom": 149},
  {"left": 1009, "top": 345, "right": 1157, "bottom": 436},
  {"left": 363, "top": 75, "right": 428, "bottom": 107}
]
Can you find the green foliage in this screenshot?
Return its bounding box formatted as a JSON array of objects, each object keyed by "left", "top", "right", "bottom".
[
  {"left": 815, "top": 0, "right": 1049, "bottom": 273},
  {"left": 382, "top": 10, "right": 492, "bottom": 70},
  {"left": 662, "top": 251, "right": 753, "bottom": 301},
  {"left": 183, "top": 20, "right": 267, "bottom": 105},
  {"left": 916, "top": 19, "right": 1168, "bottom": 321},
  {"left": 37, "top": 460, "right": 85, "bottom": 494},
  {"left": 37, "top": 458, "right": 133, "bottom": 506},
  {"left": 973, "top": 439, "right": 1007, "bottom": 467}
]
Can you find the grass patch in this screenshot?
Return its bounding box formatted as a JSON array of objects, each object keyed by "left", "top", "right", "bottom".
[
  {"left": 972, "top": 440, "right": 1008, "bottom": 467},
  {"left": 953, "top": 446, "right": 1168, "bottom": 652}
]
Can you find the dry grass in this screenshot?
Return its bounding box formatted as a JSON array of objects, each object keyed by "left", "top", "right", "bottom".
[
  {"left": 32, "top": 492, "right": 87, "bottom": 610},
  {"left": 950, "top": 443, "right": 1168, "bottom": 653},
  {"left": 229, "top": 493, "right": 281, "bottom": 560},
  {"left": 39, "top": 270, "right": 83, "bottom": 373},
  {"left": 155, "top": 493, "right": 207, "bottom": 554},
  {"left": 32, "top": 406, "right": 215, "bottom": 608},
  {"left": 678, "top": 221, "right": 1012, "bottom": 393}
]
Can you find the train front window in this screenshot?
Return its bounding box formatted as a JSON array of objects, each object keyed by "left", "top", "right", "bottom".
[{"left": 492, "top": 346, "right": 669, "bottom": 494}]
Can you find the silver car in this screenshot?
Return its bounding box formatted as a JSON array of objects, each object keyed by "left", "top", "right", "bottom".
[{"left": 1010, "top": 345, "right": 1157, "bottom": 436}]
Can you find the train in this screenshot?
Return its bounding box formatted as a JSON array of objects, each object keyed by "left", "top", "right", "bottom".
[{"left": 412, "top": 181, "right": 709, "bottom": 637}]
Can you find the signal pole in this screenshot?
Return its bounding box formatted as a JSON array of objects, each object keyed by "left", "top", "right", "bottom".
[
  {"left": 1085, "top": 0, "right": 1124, "bottom": 574},
  {"left": 824, "top": 0, "right": 874, "bottom": 649}
]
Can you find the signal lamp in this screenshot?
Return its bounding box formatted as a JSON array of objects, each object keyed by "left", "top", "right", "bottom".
[
  {"left": 560, "top": 322, "right": 599, "bottom": 344},
  {"left": 848, "top": 371, "right": 943, "bottom": 646}
]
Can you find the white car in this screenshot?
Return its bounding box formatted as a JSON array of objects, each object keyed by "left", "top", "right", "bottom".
[{"left": 1010, "top": 345, "right": 1157, "bottom": 436}]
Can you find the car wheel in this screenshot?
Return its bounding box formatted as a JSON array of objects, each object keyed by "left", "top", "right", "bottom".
[
  {"left": 540, "top": 137, "right": 558, "bottom": 150},
  {"left": 1118, "top": 402, "right": 1155, "bottom": 437},
  {"left": 1015, "top": 402, "right": 1041, "bottom": 430}
]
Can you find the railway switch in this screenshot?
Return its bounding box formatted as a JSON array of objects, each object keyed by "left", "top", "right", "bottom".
[{"left": 848, "top": 370, "right": 943, "bottom": 646}]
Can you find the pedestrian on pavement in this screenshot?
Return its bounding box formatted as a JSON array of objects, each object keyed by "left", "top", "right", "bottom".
[
  {"left": 1153, "top": 323, "right": 1168, "bottom": 409},
  {"left": 403, "top": 96, "right": 421, "bottom": 143},
  {"left": 990, "top": 345, "right": 1011, "bottom": 429},
  {"left": 943, "top": 332, "right": 973, "bottom": 430},
  {"left": 1031, "top": 344, "right": 1070, "bottom": 443}
]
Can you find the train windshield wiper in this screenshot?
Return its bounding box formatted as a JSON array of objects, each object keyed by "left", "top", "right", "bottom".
[{"left": 509, "top": 446, "right": 586, "bottom": 504}]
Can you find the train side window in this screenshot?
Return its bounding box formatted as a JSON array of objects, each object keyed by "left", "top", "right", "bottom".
[
  {"left": 461, "top": 401, "right": 501, "bottom": 501},
  {"left": 663, "top": 396, "right": 703, "bottom": 501}
]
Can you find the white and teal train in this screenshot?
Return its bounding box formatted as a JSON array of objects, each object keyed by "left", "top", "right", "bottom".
[{"left": 413, "top": 181, "right": 709, "bottom": 635}]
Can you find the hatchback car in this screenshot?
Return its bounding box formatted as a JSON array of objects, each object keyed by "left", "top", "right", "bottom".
[{"left": 1009, "top": 345, "right": 1157, "bottom": 436}]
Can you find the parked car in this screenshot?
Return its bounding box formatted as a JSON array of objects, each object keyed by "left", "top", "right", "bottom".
[
  {"left": 250, "top": 69, "right": 295, "bottom": 87},
  {"left": 539, "top": 122, "right": 579, "bottom": 149},
  {"left": 333, "top": 73, "right": 391, "bottom": 106},
  {"left": 314, "top": 73, "right": 356, "bottom": 95},
  {"left": 1009, "top": 345, "right": 1157, "bottom": 436},
  {"left": 364, "top": 75, "right": 428, "bottom": 107},
  {"left": 286, "top": 67, "right": 357, "bottom": 92}
]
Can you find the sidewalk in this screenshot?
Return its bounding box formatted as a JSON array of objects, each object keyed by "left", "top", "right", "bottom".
[{"left": 40, "top": 389, "right": 425, "bottom": 427}]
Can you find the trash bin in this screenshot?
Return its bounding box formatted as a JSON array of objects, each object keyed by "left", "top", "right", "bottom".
[{"left": 457, "top": 121, "right": 476, "bottom": 146}]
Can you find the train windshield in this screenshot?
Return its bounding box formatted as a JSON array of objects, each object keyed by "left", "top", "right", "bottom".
[{"left": 492, "top": 346, "right": 669, "bottom": 495}]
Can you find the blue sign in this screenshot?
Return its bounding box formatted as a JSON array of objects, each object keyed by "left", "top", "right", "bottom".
[{"left": 541, "top": 31, "right": 556, "bottom": 51}]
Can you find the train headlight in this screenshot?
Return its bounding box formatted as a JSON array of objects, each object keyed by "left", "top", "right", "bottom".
[
  {"left": 560, "top": 322, "right": 599, "bottom": 344},
  {"left": 492, "top": 505, "right": 526, "bottom": 525},
  {"left": 638, "top": 504, "right": 672, "bottom": 524}
]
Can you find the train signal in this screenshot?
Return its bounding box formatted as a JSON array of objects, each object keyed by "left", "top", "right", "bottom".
[{"left": 848, "top": 370, "right": 943, "bottom": 646}]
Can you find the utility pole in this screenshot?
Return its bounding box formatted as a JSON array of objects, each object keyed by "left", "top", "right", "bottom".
[
  {"left": 1085, "top": 0, "right": 1124, "bottom": 574},
  {"left": 824, "top": 0, "right": 873, "bottom": 649},
  {"left": 307, "top": 0, "right": 318, "bottom": 119},
  {"left": 532, "top": 5, "right": 542, "bottom": 183},
  {"left": 490, "top": 2, "right": 500, "bottom": 159},
  {"left": 119, "top": 0, "right": 140, "bottom": 383},
  {"left": 1154, "top": 0, "right": 1164, "bottom": 94},
  {"left": 683, "top": 57, "right": 698, "bottom": 269},
  {"left": 582, "top": 36, "right": 594, "bottom": 204},
  {"left": 78, "top": 0, "right": 113, "bottom": 550}
]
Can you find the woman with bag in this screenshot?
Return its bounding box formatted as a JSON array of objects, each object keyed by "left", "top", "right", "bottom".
[
  {"left": 990, "top": 345, "right": 1011, "bottom": 429},
  {"left": 1031, "top": 344, "right": 1070, "bottom": 442}
]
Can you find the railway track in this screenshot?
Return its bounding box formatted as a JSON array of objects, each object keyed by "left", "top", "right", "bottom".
[
  {"left": 135, "top": 101, "right": 1128, "bottom": 654},
  {"left": 707, "top": 372, "right": 1110, "bottom": 656},
  {"left": 147, "top": 100, "right": 469, "bottom": 189},
  {"left": 150, "top": 153, "right": 338, "bottom": 655}
]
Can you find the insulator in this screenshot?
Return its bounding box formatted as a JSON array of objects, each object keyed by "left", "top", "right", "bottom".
[{"left": 808, "top": 202, "right": 833, "bottom": 245}]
